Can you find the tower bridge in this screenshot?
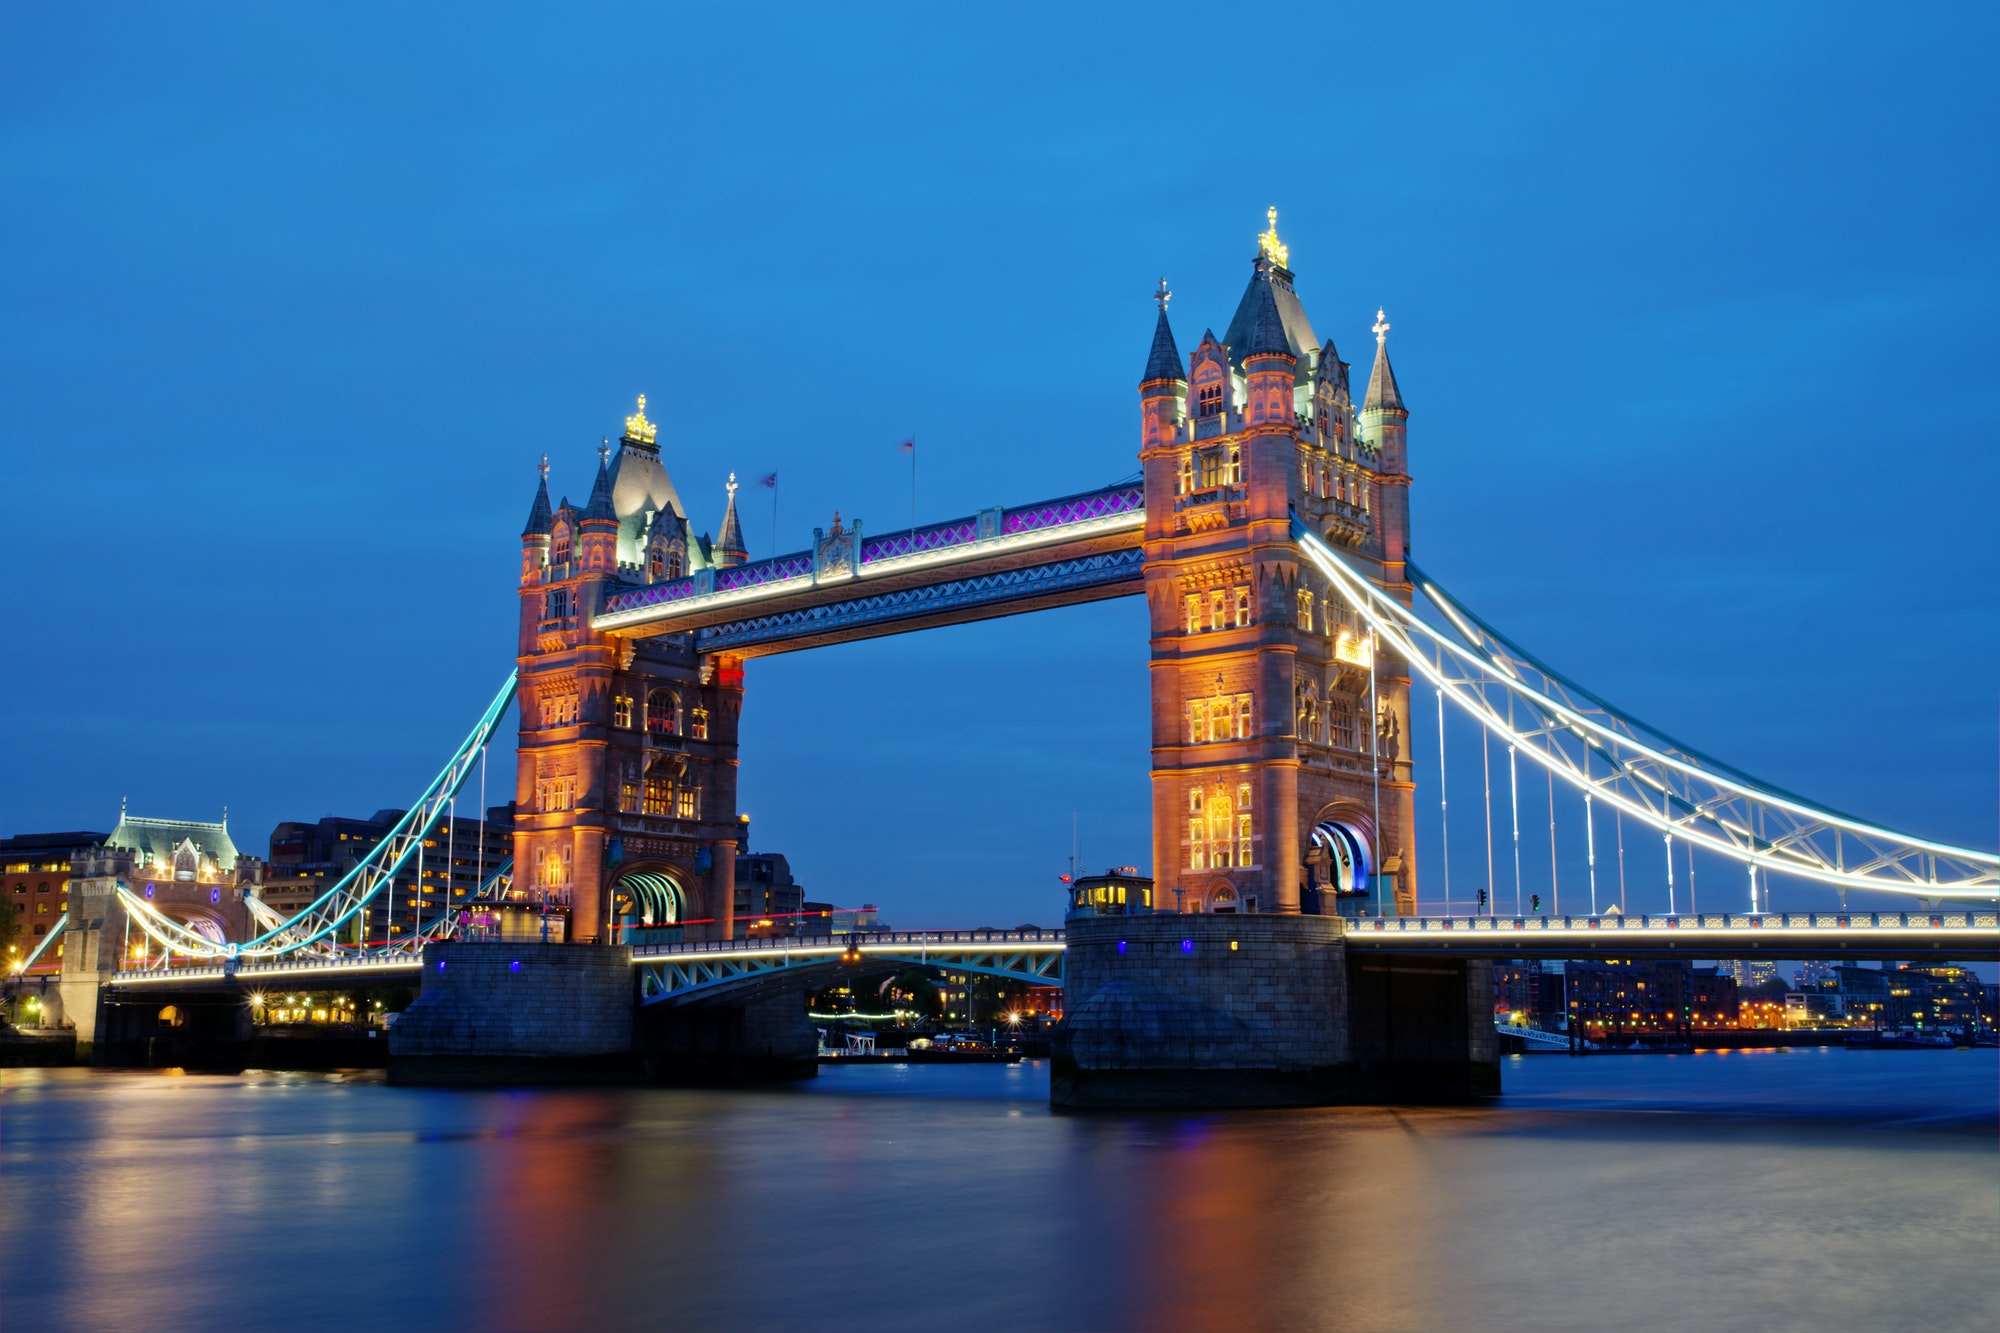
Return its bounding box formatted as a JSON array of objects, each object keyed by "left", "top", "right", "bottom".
[{"left": 47, "top": 209, "right": 1999, "bottom": 1103}]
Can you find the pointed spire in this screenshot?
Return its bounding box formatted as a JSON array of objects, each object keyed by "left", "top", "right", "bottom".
[
  {"left": 1140, "top": 278, "right": 1185, "bottom": 386},
  {"left": 1244, "top": 265, "right": 1293, "bottom": 360},
  {"left": 717, "top": 472, "right": 747, "bottom": 564},
  {"left": 582, "top": 441, "right": 617, "bottom": 522},
  {"left": 521, "top": 456, "right": 553, "bottom": 537},
  {"left": 1363, "top": 308, "right": 1405, "bottom": 414}
]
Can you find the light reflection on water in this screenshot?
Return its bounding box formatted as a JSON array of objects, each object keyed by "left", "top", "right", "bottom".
[{"left": 4, "top": 1050, "right": 1994, "bottom": 1333}]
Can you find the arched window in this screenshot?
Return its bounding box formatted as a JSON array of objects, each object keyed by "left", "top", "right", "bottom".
[
  {"left": 551, "top": 523, "right": 571, "bottom": 565},
  {"left": 646, "top": 689, "right": 679, "bottom": 736},
  {"left": 1210, "top": 886, "right": 1239, "bottom": 914},
  {"left": 1297, "top": 589, "right": 1314, "bottom": 631}
]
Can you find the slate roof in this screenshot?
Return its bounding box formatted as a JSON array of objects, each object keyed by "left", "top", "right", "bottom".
[
  {"left": 1222, "top": 259, "right": 1318, "bottom": 377},
  {"left": 521, "top": 476, "right": 553, "bottom": 537},
  {"left": 107, "top": 814, "right": 239, "bottom": 873},
  {"left": 1140, "top": 308, "right": 1185, "bottom": 385},
  {"left": 1364, "top": 339, "right": 1406, "bottom": 414}
]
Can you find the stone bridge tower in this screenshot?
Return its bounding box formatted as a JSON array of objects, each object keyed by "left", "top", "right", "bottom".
[
  {"left": 515, "top": 398, "right": 747, "bottom": 943},
  {"left": 1139, "top": 212, "right": 1417, "bottom": 917}
]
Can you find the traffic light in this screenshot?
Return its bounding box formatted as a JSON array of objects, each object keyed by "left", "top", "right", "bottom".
[
  {"left": 1531, "top": 894, "right": 1542, "bottom": 914},
  {"left": 1477, "top": 888, "right": 1488, "bottom": 910}
]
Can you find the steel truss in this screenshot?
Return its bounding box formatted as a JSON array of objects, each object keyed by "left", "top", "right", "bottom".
[
  {"left": 634, "top": 930, "right": 1067, "bottom": 1006},
  {"left": 1293, "top": 523, "right": 1999, "bottom": 901},
  {"left": 118, "top": 673, "right": 520, "bottom": 959}
]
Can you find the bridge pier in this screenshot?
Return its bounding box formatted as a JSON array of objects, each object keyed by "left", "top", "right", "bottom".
[
  {"left": 1053, "top": 916, "right": 1497, "bottom": 1108},
  {"left": 388, "top": 941, "right": 637, "bottom": 1084}
]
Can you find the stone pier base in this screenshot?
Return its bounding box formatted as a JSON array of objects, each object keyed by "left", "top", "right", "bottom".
[
  {"left": 1052, "top": 915, "right": 1497, "bottom": 1108},
  {"left": 638, "top": 989, "right": 819, "bottom": 1084},
  {"left": 388, "top": 941, "right": 637, "bottom": 1085}
]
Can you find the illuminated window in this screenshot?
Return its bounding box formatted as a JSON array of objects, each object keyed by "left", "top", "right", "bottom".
[
  {"left": 1237, "top": 814, "right": 1253, "bottom": 867},
  {"left": 1297, "top": 589, "right": 1314, "bottom": 631},
  {"left": 618, "top": 771, "right": 639, "bottom": 813},
  {"left": 1199, "top": 450, "right": 1223, "bottom": 489},
  {"left": 1227, "top": 445, "right": 1242, "bottom": 485},
  {"left": 1208, "top": 699, "right": 1234, "bottom": 741},
  {"left": 1233, "top": 586, "right": 1251, "bottom": 628},
  {"left": 1208, "top": 590, "right": 1227, "bottom": 631},
  {"left": 612, "top": 695, "right": 633, "bottom": 729},
  {"left": 646, "top": 689, "right": 679, "bottom": 736},
  {"left": 689, "top": 707, "right": 709, "bottom": 741},
  {"left": 1330, "top": 697, "right": 1356, "bottom": 750},
  {"left": 643, "top": 776, "right": 671, "bottom": 816},
  {"left": 551, "top": 525, "right": 571, "bottom": 565},
  {"left": 1177, "top": 455, "right": 1193, "bottom": 495},
  {"left": 676, "top": 786, "right": 699, "bottom": 820},
  {"left": 1196, "top": 383, "right": 1224, "bottom": 418},
  {"left": 544, "top": 587, "right": 572, "bottom": 620},
  {"left": 1188, "top": 819, "right": 1206, "bottom": 870},
  {"left": 1235, "top": 697, "right": 1252, "bottom": 739},
  {"left": 1184, "top": 595, "right": 1202, "bottom": 635}
]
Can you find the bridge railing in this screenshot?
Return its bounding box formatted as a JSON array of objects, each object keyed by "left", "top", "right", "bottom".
[
  {"left": 1344, "top": 910, "right": 1998, "bottom": 935},
  {"left": 629, "top": 927, "right": 1067, "bottom": 960}
]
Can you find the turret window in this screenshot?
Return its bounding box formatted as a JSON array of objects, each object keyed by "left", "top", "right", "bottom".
[
  {"left": 1183, "top": 595, "right": 1202, "bottom": 635},
  {"left": 612, "top": 695, "right": 633, "bottom": 729},
  {"left": 544, "top": 587, "right": 572, "bottom": 621},
  {"left": 1197, "top": 383, "right": 1224, "bottom": 418},
  {"left": 551, "top": 526, "right": 571, "bottom": 565},
  {"left": 689, "top": 707, "right": 709, "bottom": 741},
  {"left": 1297, "top": 590, "right": 1315, "bottom": 631}
]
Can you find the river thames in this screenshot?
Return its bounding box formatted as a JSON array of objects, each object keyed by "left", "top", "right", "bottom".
[{"left": 5, "top": 1050, "right": 1994, "bottom": 1333}]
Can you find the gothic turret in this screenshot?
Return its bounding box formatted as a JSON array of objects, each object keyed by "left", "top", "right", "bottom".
[
  {"left": 1139, "top": 279, "right": 1187, "bottom": 454},
  {"left": 520, "top": 459, "right": 553, "bottom": 586},
  {"left": 1242, "top": 258, "right": 1297, "bottom": 430},
  {"left": 577, "top": 444, "right": 620, "bottom": 572},
  {"left": 716, "top": 473, "right": 748, "bottom": 568},
  {"left": 1359, "top": 308, "right": 1408, "bottom": 473}
]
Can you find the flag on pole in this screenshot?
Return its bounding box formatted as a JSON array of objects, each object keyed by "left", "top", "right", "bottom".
[
  {"left": 759, "top": 472, "right": 777, "bottom": 487},
  {"left": 899, "top": 438, "right": 915, "bottom": 453}
]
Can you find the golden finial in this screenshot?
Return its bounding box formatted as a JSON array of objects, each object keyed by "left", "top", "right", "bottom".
[
  {"left": 1258, "top": 206, "right": 1289, "bottom": 269},
  {"left": 624, "top": 394, "right": 657, "bottom": 445}
]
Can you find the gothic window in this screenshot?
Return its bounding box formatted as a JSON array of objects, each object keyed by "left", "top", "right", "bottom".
[
  {"left": 676, "top": 786, "right": 699, "bottom": 820},
  {"left": 649, "top": 550, "right": 664, "bottom": 578},
  {"left": 1233, "top": 586, "right": 1251, "bottom": 628},
  {"left": 1227, "top": 445, "right": 1242, "bottom": 485},
  {"left": 646, "top": 689, "right": 679, "bottom": 736},
  {"left": 1196, "top": 383, "right": 1224, "bottom": 418},
  {"left": 551, "top": 525, "right": 571, "bottom": 565},
  {"left": 544, "top": 587, "right": 572, "bottom": 621},
  {"left": 689, "top": 707, "right": 709, "bottom": 740},
  {"left": 1189, "top": 788, "right": 1203, "bottom": 815},
  {"left": 1184, "top": 594, "right": 1202, "bottom": 635},
  {"left": 1208, "top": 590, "right": 1227, "bottom": 631},
  {"left": 1235, "top": 697, "right": 1253, "bottom": 739},
  {"left": 1208, "top": 790, "right": 1234, "bottom": 869},
  {"left": 1199, "top": 449, "right": 1223, "bottom": 490},
  {"left": 1297, "top": 589, "right": 1314, "bottom": 632},
  {"left": 666, "top": 550, "right": 684, "bottom": 579},
  {"left": 1208, "top": 699, "right": 1234, "bottom": 741},
  {"left": 1330, "top": 696, "right": 1357, "bottom": 750},
  {"left": 1177, "top": 455, "right": 1193, "bottom": 495},
  {"left": 1300, "top": 458, "right": 1311, "bottom": 492},
  {"left": 1186, "top": 702, "right": 1205, "bottom": 744},
  {"left": 612, "top": 695, "right": 633, "bottom": 729},
  {"left": 1188, "top": 818, "right": 1206, "bottom": 871},
  {"left": 618, "top": 770, "right": 639, "bottom": 813}
]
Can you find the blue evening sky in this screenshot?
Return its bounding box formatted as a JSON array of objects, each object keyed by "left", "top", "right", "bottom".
[{"left": 3, "top": 5, "right": 1994, "bottom": 935}]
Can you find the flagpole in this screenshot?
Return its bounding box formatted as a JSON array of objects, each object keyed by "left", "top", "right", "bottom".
[
  {"left": 770, "top": 477, "right": 778, "bottom": 558},
  {"left": 909, "top": 437, "right": 917, "bottom": 537}
]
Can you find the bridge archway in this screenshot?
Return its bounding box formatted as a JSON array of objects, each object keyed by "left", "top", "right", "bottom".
[
  {"left": 612, "top": 869, "right": 686, "bottom": 927},
  {"left": 1307, "top": 810, "right": 1375, "bottom": 913}
]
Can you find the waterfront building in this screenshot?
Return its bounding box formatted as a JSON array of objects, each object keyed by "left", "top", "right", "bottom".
[
  {"left": 734, "top": 851, "right": 804, "bottom": 938},
  {"left": 1564, "top": 960, "right": 1740, "bottom": 1041},
  {"left": 1714, "top": 959, "right": 1779, "bottom": 991},
  {"left": 264, "top": 806, "right": 514, "bottom": 943},
  {"left": 2, "top": 829, "right": 107, "bottom": 972}
]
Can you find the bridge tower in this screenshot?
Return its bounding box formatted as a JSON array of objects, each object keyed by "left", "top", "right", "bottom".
[
  {"left": 1140, "top": 212, "right": 1418, "bottom": 917},
  {"left": 514, "top": 398, "right": 746, "bottom": 943}
]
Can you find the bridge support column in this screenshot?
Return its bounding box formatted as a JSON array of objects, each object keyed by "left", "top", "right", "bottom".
[
  {"left": 636, "top": 987, "right": 817, "bottom": 1084},
  {"left": 1053, "top": 916, "right": 1497, "bottom": 1107}
]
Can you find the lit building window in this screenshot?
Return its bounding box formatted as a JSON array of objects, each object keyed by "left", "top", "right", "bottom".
[
  {"left": 1199, "top": 449, "right": 1223, "bottom": 489},
  {"left": 1177, "top": 455, "right": 1193, "bottom": 495},
  {"left": 677, "top": 786, "right": 699, "bottom": 820},
  {"left": 1184, "top": 594, "right": 1202, "bottom": 635},
  {"left": 1186, "top": 694, "right": 1252, "bottom": 743},
  {"left": 1197, "top": 383, "right": 1224, "bottom": 418},
  {"left": 612, "top": 695, "right": 633, "bottom": 729},
  {"left": 1297, "top": 589, "right": 1314, "bottom": 631},
  {"left": 643, "top": 775, "right": 671, "bottom": 816},
  {"left": 646, "top": 689, "right": 679, "bottom": 736},
  {"left": 1208, "top": 590, "right": 1227, "bottom": 631},
  {"left": 689, "top": 707, "right": 709, "bottom": 741},
  {"left": 551, "top": 526, "right": 571, "bottom": 565},
  {"left": 1233, "top": 586, "right": 1251, "bottom": 628},
  {"left": 1227, "top": 445, "right": 1242, "bottom": 484},
  {"left": 1330, "top": 696, "right": 1357, "bottom": 750}
]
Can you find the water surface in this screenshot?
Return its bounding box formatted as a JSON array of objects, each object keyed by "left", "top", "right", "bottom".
[{"left": 4, "top": 1050, "right": 1994, "bottom": 1332}]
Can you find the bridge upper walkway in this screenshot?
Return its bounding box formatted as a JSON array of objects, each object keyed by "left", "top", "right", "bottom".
[{"left": 590, "top": 483, "right": 1144, "bottom": 655}]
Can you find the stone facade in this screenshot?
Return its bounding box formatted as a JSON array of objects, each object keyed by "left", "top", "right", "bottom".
[
  {"left": 1139, "top": 215, "right": 1417, "bottom": 919},
  {"left": 388, "top": 940, "right": 635, "bottom": 1082}
]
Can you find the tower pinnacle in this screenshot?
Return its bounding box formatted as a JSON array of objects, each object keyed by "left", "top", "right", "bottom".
[
  {"left": 1141, "top": 279, "right": 1186, "bottom": 386},
  {"left": 624, "top": 394, "right": 657, "bottom": 446},
  {"left": 1372, "top": 308, "right": 1390, "bottom": 346},
  {"left": 1258, "top": 206, "right": 1289, "bottom": 269}
]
